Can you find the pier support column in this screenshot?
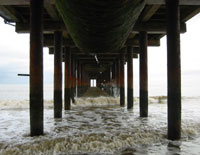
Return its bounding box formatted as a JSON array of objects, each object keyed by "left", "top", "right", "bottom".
[
  {"left": 54, "top": 31, "right": 62, "bottom": 118},
  {"left": 30, "top": 0, "right": 44, "bottom": 136},
  {"left": 127, "top": 46, "right": 133, "bottom": 109},
  {"left": 77, "top": 62, "right": 81, "bottom": 97},
  {"left": 71, "top": 56, "right": 75, "bottom": 103},
  {"left": 120, "top": 53, "right": 125, "bottom": 107},
  {"left": 117, "top": 59, "right": 120, "bottom": 96},
  {"left": 139, "top": 31, "right": 148, "bottom": 117},
  {"left": 166, "top": 0, "right": 181, "bottom": 140},
  {"left": 64, "top": 47, "right": 71, "bottom": 110}
]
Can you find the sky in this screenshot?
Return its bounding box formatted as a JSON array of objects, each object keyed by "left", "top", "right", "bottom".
[{"left": 0, "top": 13, "right": 200, "bottom": 97}]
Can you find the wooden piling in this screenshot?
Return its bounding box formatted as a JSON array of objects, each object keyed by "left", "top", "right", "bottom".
[
  {"left": 71, "top": 55, "right": 75, "bottom": 103},
  {"left": 120, "top": 53, "right": 125, "bottom": 107},
  {"left": 127, "top": 46, "right": 133, "bottom": 109},
  {"left": 166, "top": 0, "right": 181, "bottom": 140},
  {"left": 30, "top": 0, "right": 44, "bottom": 136},
  {"left": 64, "top": 47, "right": 71, "bottom": 110},
  {"left": 77, "top": 62, "right": 81, "bottom": 97},
  {"left": 54, "top": 31, "right": 62, "bottom": 118},
  {"left": 139, "top": 31, "right": 148, "bottom": 117}
]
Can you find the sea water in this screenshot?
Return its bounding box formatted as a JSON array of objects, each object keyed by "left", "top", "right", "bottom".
[{"left": 0, "top": 85, "right": 200, "bottom": 154}]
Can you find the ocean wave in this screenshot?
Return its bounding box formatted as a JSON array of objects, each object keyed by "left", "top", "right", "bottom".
[{"left": 1, "top": 96, "right": 199, "bottom": 110}]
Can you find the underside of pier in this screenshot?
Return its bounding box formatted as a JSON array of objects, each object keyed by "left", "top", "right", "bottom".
[{"left": 0, "top": 0, "right": 200, "bottom": 139}]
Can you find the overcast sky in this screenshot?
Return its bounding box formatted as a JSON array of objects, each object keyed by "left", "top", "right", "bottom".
[{"left": 0, "top": 13, "right": 200, "bottom": 96}]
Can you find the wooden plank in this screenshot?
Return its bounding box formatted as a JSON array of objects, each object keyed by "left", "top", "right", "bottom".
[
  {"left": 182, "top": 7, "right": 200, "bottom": 22},
  {"left": 146, "top": 0, "right": 200, "bottom": 5},
  {"left": 44, "top": 0, "right": 59, "bottom": 21},
  {"left": 127, "top": 46, "right": 133, "bottom": 109},
  {"left": 166, "top": 0, "right": 181, "bottom": 140},
  {"left": 54, "top": 31, "right": 63, "bottom": 118},
  {"left": 126, "top": 38, "right": 160, "bottom": 46},
  {"left": 0, "top": 0, "right": 54, "bottom": 5},
  {"left": 139, "top": 5, "right": 161, "bottom": 22},
  {"left": 133, "top": 22, "right": 186, "bottom": 34},
  {"left": 16, "top": 22, "right": 65, "bottom": 33},
  {"left": 29, "top": 0, "right": 44, "bottom": 137},
  {"left": 139, "top": 31, "right": 148, "bottom": 117},
  {"left": 0, "top": 6, "right": 26, "bottom": 22}
]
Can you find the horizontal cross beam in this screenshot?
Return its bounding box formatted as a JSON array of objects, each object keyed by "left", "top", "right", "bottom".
[
  {"left": 146, "top": 0, "right": 200, "bottom": 5},
  {"left": 1, "top": 0, "right": 200, "bottom": 6}
]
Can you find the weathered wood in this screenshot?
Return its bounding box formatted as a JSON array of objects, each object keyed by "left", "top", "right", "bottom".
[
  {"left": 166, "top": 0, "right": 181, "bottom": 140},
  {"left": 55, "top": 0, "right": 145, "bottom": 53},
  {"left": 44, "top": 35, "right": 158, "bottom": 48},
  {"left": 126, "top": 39, "right": 160, "bottom": 47},
  {"left": 127, "top": 46, "right": 133, "bottom": 109},
  {"left": 181, "top": 7, "right": 200, "bottom": 22},
  {"left": 146, "top": 0, "right": 200, "bottom": 5},
  {"left": 30, "top": 0, "right": 44, "bottom": 136},
  {"left": 133, "top": 22, "right": 186, "bottom": 34},
  {"left": 0, "top": 0, "right": 54, "bottom": 6},
  {"left": 64, "top": 47, "right": 71, "bottom": 110},
  {"left": 16, "top": 21, "right": 187, "bottom": 34},
  {"left": 1, "top": 0, "right": 200, "bottom": 6},
  {"left": 44, "top": 0, "right": 59, "bottom": 21},
  {"left": 0, "top": 6, "right": 26, "bottom": 22},
  {"left": 120, "top": 53, "right": 125, "bottom": 107},
  {"left": 139, "top": 31, "right": 148, "bottom": 117},
  {"left": 16, "top": 22, "right": 65, "bottom": 33},
  {"left": 139, "top": 5, "right": 161, "bottom": 22},
  {"left": 44, "top": 35, "right": 75, "bottom": 47},
  {"left": 54, "top": 31, "right": 62, "bottom": 118},
  {"left": 18, "top": 74, "right": 30, "bottom": 76},
  {"left": 71, "top": 55, "right": 75, "bottom": 103}
]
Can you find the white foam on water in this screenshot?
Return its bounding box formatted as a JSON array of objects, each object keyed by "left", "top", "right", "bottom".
[{"left": 0, "top": 97, "right": 200, "bottom": 154}]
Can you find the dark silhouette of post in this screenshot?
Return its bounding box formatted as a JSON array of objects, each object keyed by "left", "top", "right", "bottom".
[
  {"left": 77, "top": 62, "right": 81, "bottom": 97},
  {"left": 139, "top": 31, "right": 148, "bottom": 117},
  {"left": 64, "top": 47, "right": 71, "bottom": 110},
  {"left": 166, "top": 0, "right": 181, "bottom": 140},
  {"left": 71, "top": 55, "right": 75, "bottom": 103},
  {"left": 54, "top": 31, "right": 63, "bottom": 118},
  {"left": 127, "top": 46, "right": 133, "bottom": 109},
  {"left": 120, "top": 53, "right": 125, "bottom": 107},
  {"left": 30, "top": 0, "right": 44, "bottom": 136}
]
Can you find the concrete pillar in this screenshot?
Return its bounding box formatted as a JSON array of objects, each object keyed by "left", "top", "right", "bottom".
[
  {"left": 120, "top": 53, "right": 125, "bottom": 107},
  {"left": 64, "top": 47, "right": 71, "bottom": 110},
  {"left": 30, "top": 0, "right": 44, "bottom": 136},
  {"left": 127, "top": 46, "right": 133, "bottom": 109},
  {"left": 166, "top": 0, "right": 181, "bottom": 140},
  {"left": 54, "top": 31, "right": 63, "bottom": 118},
  {"left": 139, "top": 31, "right": 148, "bottom": 117}
]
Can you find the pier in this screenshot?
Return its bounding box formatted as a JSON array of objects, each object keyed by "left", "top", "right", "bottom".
[{"left": 0, "top": 0, "right": 200, "bottom": 140}]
